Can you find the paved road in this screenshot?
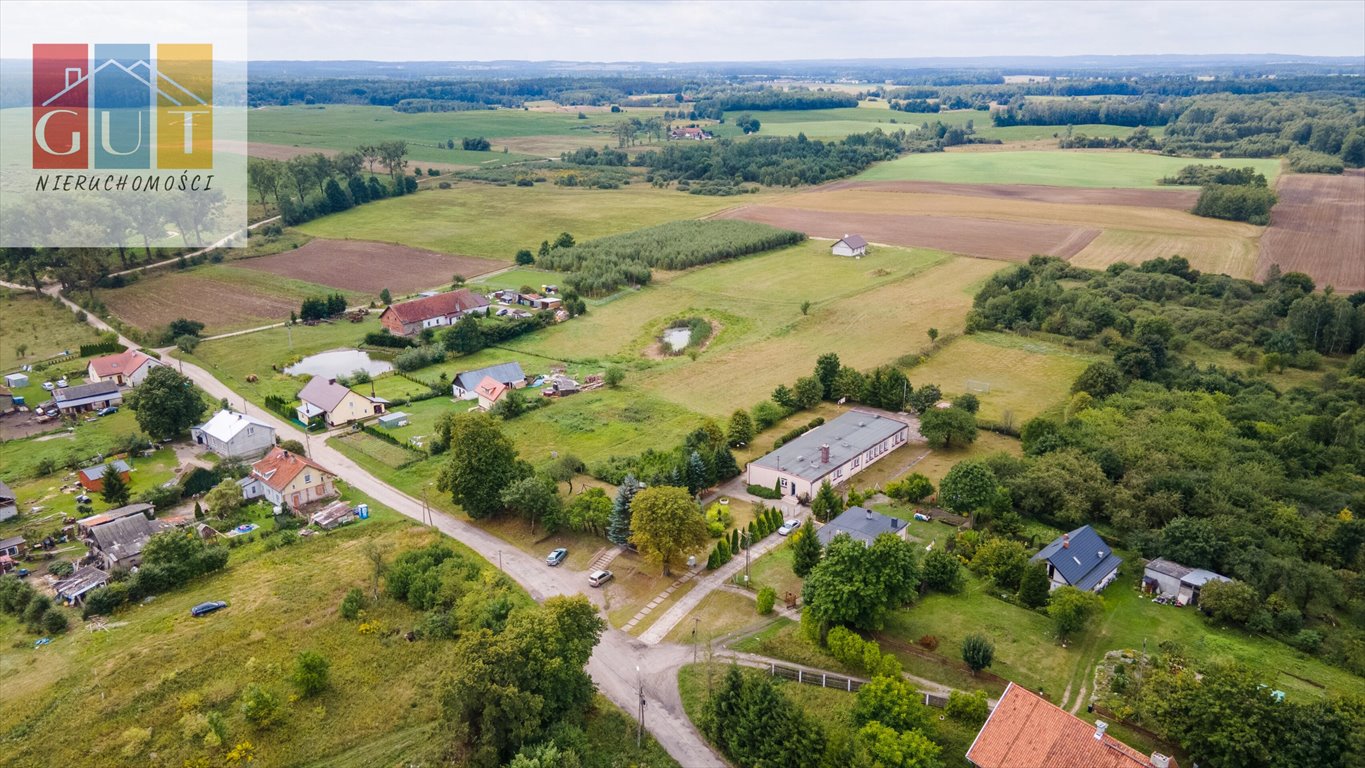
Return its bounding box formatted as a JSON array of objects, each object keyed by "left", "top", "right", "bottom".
[
  {"left": 15, "top": 278, "right": 725, "bottom": 765},
  {"left": 171, "top": 354, "right": 726, "bottom": 767}
]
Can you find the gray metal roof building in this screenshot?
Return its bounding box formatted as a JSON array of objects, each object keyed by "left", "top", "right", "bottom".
[
  {"left": 816, "top": 506, "right": 907, "bottom": 547},
  {"left": 750, "top": 411, "right": 908, "bottom": 483}
]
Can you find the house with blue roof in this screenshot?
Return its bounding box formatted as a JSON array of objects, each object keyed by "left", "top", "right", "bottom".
[{"left": 1031, "top": 525, "right": 1121, "bottom": 593}]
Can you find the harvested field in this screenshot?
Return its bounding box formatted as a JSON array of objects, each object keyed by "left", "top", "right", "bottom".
[
  {"left": 1070, "top": 229, "right": 1261, "bottom": 279},
  {"left": 237, "top": 238, "right": 504, "bottom": 295},
  {"left": 1258, "top": 170, "right": 1365, "bottom": 292},
  {"left": 100, "top": 266, "right": 356, "bottom": 334},
  {"left": 818, "top": 180, "right": 1199, "bottom": 209},
  {"left": 717, "top": 205, "right": 1099, "bottom": 262}
]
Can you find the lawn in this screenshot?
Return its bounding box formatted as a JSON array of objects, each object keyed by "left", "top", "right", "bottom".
[
  {"left": 295, "top": 182, "right": 770, "bottom": 260},
  {"left": 857, "top": 151, "right": 1282, "bottom": 188},
  {"left": 0, "top": 290, "right": 105, "bottom": 372},
  {"left": 470, "top": 267, "right": 562, "bottom": 293},
  {"left": 0, "top": 407, "right": 161, "bottom": 484},
  {"left": 905, "top": 332, "right": 1101, "bottom": 425},
  {"left": 248, "top": 104, "right": 673, "bottom": 162},
  {"left": 880, "top": 559, "right": 1365, "bottom": 714},
  {"left": 662, "top": 589, "right": 773, "bottom": 645}
]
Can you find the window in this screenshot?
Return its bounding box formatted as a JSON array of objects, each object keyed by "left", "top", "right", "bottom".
[
  {"left": 304, "top": 473, "right": 312, "bottom": 484},
  {"left": 853, "top": 456, "right": 860, "bottom": 468}
]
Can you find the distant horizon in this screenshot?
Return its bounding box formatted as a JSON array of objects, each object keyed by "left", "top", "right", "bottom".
[{"left": 2, "top": 1, "right": 1363, "bottom": 62}]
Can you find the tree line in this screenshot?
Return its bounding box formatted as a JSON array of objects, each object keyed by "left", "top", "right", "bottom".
[
  {"left": 247, "top": 140, "right": 416, "bottom": 226},
  {"left": 536, "top": 220, "right": 805, "bottom": 296},
  {"left": 638, "top": 129, "right": 911, "bottom": 189}
]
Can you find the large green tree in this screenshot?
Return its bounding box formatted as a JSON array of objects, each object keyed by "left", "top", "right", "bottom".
[
  {"left": 440, "top": 596, "right": 603, "bottom": 768},
  {"left": 127, "top": 365, "right": 206, "bottom": 438},
  {"left": 791, "top": 518, "right": 823, "bottom": 577},
  {"left": 500, "top": 474, "right": 562, "bottom": 534},
  {"left": 852, "top": 675, "right": 930, "bottom": 733},
  {"left": 803, "top": 532, "right": 921, "bottom": 631},
  {"left": 919, "top": 406, "right": 978, "bottom": 448},
  {"left": 606, "top": 474, "right": 640, "bottom": 546},
  {"left": 702, "top": 667, "right": 827, "bottom": 768},
  {"left": 99, "top": 464, "right": 130, "bottom": 507},
  {"left": 938, "top": 460, "right": 998, "bottom": 515},
  {"left": 1047, "top": 586, "right": 1103, "bottom": 642},
  {"left": 814, "top": 352, "right": 841, "bottom": 399},
  {"left": 851, "top": 722, "right": 941, "bottom": 768},
  {"left": 436, "top": 412, "right": 526, "bottom": 518},
  {"left": 727, "top": 409, "right": 755, "bottom": 447},
  {"left": 629, "top": 486, "right": 709, "bottom": 576},
  {"left": 811, "top": 480, "right": 845, "bottom": 522}
]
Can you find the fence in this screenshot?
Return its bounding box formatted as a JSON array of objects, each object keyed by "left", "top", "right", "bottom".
[{"left": 766, "top": 662, "right": 864, "bottom": 693}]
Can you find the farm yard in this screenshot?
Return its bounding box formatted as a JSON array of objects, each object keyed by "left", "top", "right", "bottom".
[
  {"left": 236, "top": 238, "right": 505, "bottom": 295},
  {"left": 1258, "top": 169, "right": 1365, "bottom": 292},
  {"left": 98, "top": 266, "right": 366, "bottom": 336}
]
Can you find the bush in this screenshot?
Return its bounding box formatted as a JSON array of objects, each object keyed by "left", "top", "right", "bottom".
[
  {"left": 239, "top": 685, "right": 283, "bottom": 729},
  {"left": 917, "top": 634, "right": 939, "bottom": 651},
  {"left": 921, "top": 549, "right": 962, "bottom": 593},
  {"left": 292, "top": 651, "right": 330, "bottom": 697},
  {"left": 756, "top": 586, "right": 776, "bottom": 615},
  {"left": 42, "top": 609, "right": 70, "bottom": 634},
  {"left": 340, "top": 587, "right": 364, "bottom": 620},
  {"left": 393, "top": 344, "right": 445, "bottom": 372},
  {"left": 746, "top": 484, "right": 782, "bottom": 500},
  {"left": 961, "top": 633, "right": 995, "bottom": 674},
  {"left": 1290, "top": 629, "right": 1324, "bottom": 654},
  {"left": 945, "top": 689, "right": 991, "bottom": 725}
]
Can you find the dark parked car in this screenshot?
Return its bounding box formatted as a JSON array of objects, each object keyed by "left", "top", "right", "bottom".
[
  {"left": 546, "top": 547, "right": 568, "bottom": 566},
  {"left": 96, "top": 406, "right": 119, "bottom": 416},
  {"left": 191, "top": 601, "right": 228, "bottom": 617}
]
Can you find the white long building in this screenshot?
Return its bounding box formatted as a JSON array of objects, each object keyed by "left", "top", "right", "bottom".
[{"left": 746, "top": 410, "right": 912, "bottom": 500}]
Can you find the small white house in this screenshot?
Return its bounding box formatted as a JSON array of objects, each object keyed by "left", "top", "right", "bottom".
[
  {"left": 4, "top": 372, "right": 29, "bottom": 389},
  {"left": 192, "top": 410, "right": 277, "bottom": 460},
  {"left": 831, "top": 234, "right": 868, "bottom": 257}
]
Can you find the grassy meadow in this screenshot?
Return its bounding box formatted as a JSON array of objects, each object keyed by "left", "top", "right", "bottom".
[
  {"left": 857, "top": 150, "right": 1283, "bottom": 188},
  {"left": 296, "top": 182, "right": 766, "bottom": 259},
  {"left": 905, "top": 332, "right": 1100, "bottom": 424},
  {"left": 1, "top": 291, "right": 105, "bottom": 372},
  {"left": 248, "top": 104, "right": 675, "bottom": 161},
  {"left": 0, "top": 500, "right": 677, "bottom": 768}
]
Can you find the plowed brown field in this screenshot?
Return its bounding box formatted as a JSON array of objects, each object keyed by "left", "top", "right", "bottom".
[
  {"left": 1258, "top": 170, "right": 1365, "bottom": 292},
  {"left": 237, "top": 238, "right": 504, "bottom": 294},
  {"left": 716, "top": 205, "right": 1099, "bottom": 262},
  {"left": 818, "top": 180, "right": 1199, "bottom": 209}
]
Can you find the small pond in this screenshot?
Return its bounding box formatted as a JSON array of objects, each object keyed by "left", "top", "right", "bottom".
[
  {"left": 662, "top": 327, "right": 692, "bottom": 352},
  {"left": 284, "top": 349, "right": 393, "bottom": 379}
]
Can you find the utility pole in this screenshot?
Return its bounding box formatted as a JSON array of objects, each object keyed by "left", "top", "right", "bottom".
[
  {"left": 636, "top": 665, "right": 646, "bottom": 749},
  {"left": 744, "top": 530, "right": 752, "bottom": 584},
  {"left": 692, "top": 617, "right": 700, "bottom": 666}
]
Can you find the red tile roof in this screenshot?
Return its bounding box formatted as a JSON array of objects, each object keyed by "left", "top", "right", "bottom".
[
  {"left": 380, "top": 289, "right": 489, "bottom": 325},
  {"left": 475, "top": 375, "right": 507, "bottom": 404},
  {"left": 89, "top": 349, "right": 157, "bottom": 379},
  {"left": 250, "top": 447, "right": 334, "bottom": 493},
  {"left": 967, "top": 683, "right": 1168, "bottom": 768}
]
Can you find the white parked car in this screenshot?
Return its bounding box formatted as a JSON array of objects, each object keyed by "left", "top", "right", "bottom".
[
  {"left": 778, "top": 519, "right": 802, "bottom": 536},
  {"left": 42, "top": 381, "right": 55, "bottom": 391}
]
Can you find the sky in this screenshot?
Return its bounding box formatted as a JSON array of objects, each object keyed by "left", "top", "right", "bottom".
[{"left": 1, "top": 0, "right": 1362, "bottom": 62}]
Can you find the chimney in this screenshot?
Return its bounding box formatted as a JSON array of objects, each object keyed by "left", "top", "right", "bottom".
[
  {"left": 866, "top": 508, "right": 873, "bottom": 520},
  {"left": 820, "top": 444, "right": 830, "bottom": 464},
  {"left": 1149, "top": 754, "right": 1172, "bottom": 768},
  {"left": 328, "top": 378, "right": 337, "bottom": 385},
  {"left": 1098, "top": 549, "right": 1105, "bottom": 560},
  {"left": 1062, "top": 533, "right": 1070, "bottom": 549},
  {"left": 1094, "top": 721, "right": 1108, "bottom": 741}
]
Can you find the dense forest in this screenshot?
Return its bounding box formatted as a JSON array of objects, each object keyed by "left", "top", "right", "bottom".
[
  {"left": 967, "top": 256, "right": 1365, "bottom": 677},
  {"left": 247, "top": 76, "right": 695, "bottom": 108},
  {"left": 537, "top": 220, "right": 804, "bottom": 296},
  {"left": 638, "top": 129, "right": 910, "bottom": 188}
]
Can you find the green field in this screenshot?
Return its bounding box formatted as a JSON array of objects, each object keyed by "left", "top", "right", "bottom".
[
  {"left": 905, "top": 333, "right": 1100, "bottom": 424},
  {"left": 503, "top": 239, "right": 1001, "bottom": 417},
  {"left": 0, "top": 290, "right": 105, "bottom": 373},
  {"left": 296, "top": 183, "right": 765, "bottom": 259},
  {"left": 248, "top": 104, "right": 672, "bottom": 162},
  {"left": 857, "top": 150, "right": 1283, "bottom": 188}
]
